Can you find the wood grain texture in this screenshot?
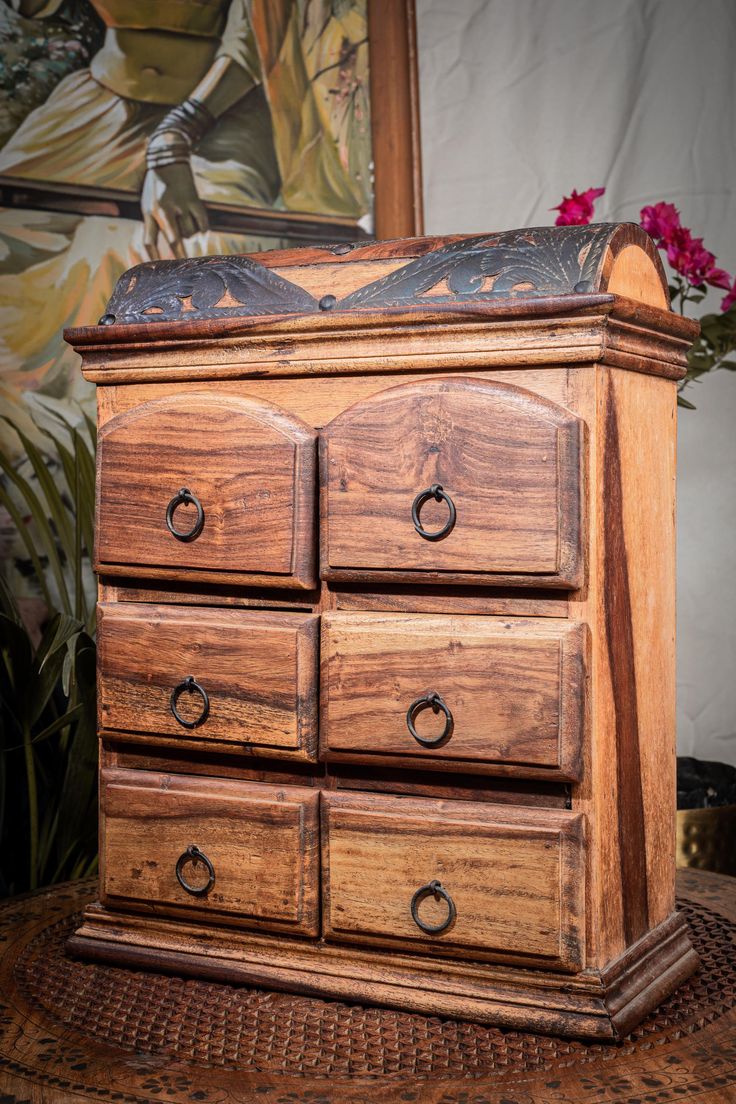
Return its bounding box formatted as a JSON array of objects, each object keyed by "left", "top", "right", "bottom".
[
  {"left": 565, "top": 365, "right": 681, "bottom": 969},
  {"left": 97, "top": 603, "right": 319, "bottom": 760},
  {"left": 321, "top": 791, "right": 586, "bottom": 971},
  {"left": 321, "top": 612, "right": 587, "bottom": 779},
  {"left": 71, "top": 299, "right": 695, "bottom": 387},
  {"left": 368, "top": 0, "right": 423, "bottom": 239},
  {"left": 96, "top": 392, "right": 317, "bottom": 588},
  {"left": 320, "top": 376, "right": 584, "bottom": 588},
  {"left": 94, "top": 367, "right": 573, "bottom": 433},
  {"left": 331, "top": 583, "right": 568, "bottom": 618},
  {"left": 100, "top": 768, "right": 320, "bottom": 936}
]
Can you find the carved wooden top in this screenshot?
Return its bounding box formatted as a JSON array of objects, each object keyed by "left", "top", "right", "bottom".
[
  {"left": 66, "top": 223, "right": 698, "bottom": 383},
  {"left": 96, "top": 223, "right": 669, "bottom": 328}
]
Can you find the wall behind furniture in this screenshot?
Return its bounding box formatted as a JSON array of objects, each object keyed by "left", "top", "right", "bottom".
[{"left": 416, "top": 0, "right": 736, "bottom": 766}]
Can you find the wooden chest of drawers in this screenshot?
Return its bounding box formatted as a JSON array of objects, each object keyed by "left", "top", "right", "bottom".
[{"left": 66, "top": 224, "right": 700, "bottom": 1040}]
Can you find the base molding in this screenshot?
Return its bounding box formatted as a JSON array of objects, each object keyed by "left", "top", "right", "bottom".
[{"left": 67, "top": 905, "right": 698, "bottom": 1041}]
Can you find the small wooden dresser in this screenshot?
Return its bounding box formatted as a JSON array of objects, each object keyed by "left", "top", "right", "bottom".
[{"left": 67, "top": 225, "right": 700, "bottom": 1040}]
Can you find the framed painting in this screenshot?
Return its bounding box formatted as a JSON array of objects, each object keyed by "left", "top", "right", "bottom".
[{"left": 0, "top": 0, "right": 422, "bottom": 410}]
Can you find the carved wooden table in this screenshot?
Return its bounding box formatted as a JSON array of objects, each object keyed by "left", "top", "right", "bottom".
[{"left": 0, "top": 869, "right": 734, "bottom": 1103}]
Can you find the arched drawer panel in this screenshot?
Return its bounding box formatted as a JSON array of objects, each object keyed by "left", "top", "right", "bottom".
[
  {"left": 320, "top": 377, "right": 584, "bottom": 588},
  {"left": 96, "top": 393, "right": 317, "bottom": 588}
]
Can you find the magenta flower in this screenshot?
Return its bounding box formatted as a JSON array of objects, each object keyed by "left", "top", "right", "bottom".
[
  {"left": 665, "top": 227, "right": 731, "bottom": 288},
  {"left": 639, "top": 202, "right": 681, "bottom": 244},
  {"left": 722, "top": 278, "right": 736, "bottom": 313},
  {"left": 552, "top": 187, "right": 605, "bottom": 226}
]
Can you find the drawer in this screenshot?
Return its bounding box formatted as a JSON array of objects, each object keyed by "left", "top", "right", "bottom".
[
  {"left": 322, "top": 792, "right": 585, "bottom": 971},
  {"left": 98, "top": 603, "right": 318, "bottom": 760},
  {"left": 320, "top": 377, "right": 584, "bottom": 588},
  {"left": 97, "top": 393, "right": 317, "bottom": 588},
  {"left": 101, "top": 769, "right": 319, "bottom": 935},
  {"left": 321, "top": 613, "right": 587, "bottom": 780}
]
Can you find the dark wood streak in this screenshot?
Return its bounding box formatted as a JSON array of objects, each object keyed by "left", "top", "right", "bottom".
[{"left": 603, "top": 377, "right": 649, "bottom": 944}]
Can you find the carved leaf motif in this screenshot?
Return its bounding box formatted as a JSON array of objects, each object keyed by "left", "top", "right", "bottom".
[
  {"left": 104, "top": 255, "right": 319, "bottom": 324},
  {"left": 339, "top": 224, "right": 618, "bottom": 309},
  {"left": 100, "top": 224, "right": 631, "bottom": 327}
]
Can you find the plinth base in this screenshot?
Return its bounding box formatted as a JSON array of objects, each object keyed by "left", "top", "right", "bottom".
[{"left": 68, "top": 900, "right": 698, "bottom": 1042}]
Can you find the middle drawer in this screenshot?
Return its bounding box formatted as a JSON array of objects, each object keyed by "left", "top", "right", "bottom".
[
  {"left": 321, "top": 612, "right": 587, "bottom": 781},
  {"left": 98, "top": 602, "right": 319, "bottom": 760}
]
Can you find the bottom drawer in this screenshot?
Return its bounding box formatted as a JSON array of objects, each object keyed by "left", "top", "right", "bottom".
[
  {"left": 321, "top": 792, "right": 586, "bottom": 971},
  {"left": 101, "top": 768, "right": 319, "bottom": 936}
]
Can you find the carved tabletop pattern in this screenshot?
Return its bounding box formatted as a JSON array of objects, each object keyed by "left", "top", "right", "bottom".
[{"left": 0, "top": 870, "right": 734, "bottom": 1103}]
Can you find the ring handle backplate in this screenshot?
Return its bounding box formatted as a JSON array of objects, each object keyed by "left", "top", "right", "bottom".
[
  {"left": 175, "top": 844, "right": 215, "bottom": 897},
  {"left": 411, "top": 484, "right": 456, "bottom": 542},
  {"left": 410, "top": 880, "right": 456, "bottom": 934},
  {"left": 406, "top": 692, "right": 454, "bottom": 748},
  {"left": 166, "top": 487, "right": 205, "bottom": 542},
  {"left": 170, "top": 676, "right": 210, "bottom": 729}
]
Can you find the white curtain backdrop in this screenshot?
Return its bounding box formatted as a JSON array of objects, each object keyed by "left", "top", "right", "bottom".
[{"left": 416, "top": 0, "right": 736, "bottom": 765}]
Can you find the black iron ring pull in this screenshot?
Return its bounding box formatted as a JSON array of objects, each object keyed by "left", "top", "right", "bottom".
[
  {"left": 165, "top": 487, "right": 205, "bottom": 542},
  {"left": 170, "top": 676, "right": 210, "bottom": 729},
  {"left": 411, "top": 483, "right": 456, "bottom": 541},
  {"left": 175, "top": 844, "right": 215, "bottom": 897},
  {"left": 406, "top": 691, "right": 454, "bottom": 747},
  {"left": 410, "top": 880, "right": 456, "bottom": 934}
]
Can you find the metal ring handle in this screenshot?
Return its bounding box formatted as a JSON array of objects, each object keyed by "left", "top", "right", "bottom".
[
  {"left": 411, "top": 483, "right": 456, "bottom": 541},
  {"left": 166, "top": 487, "right": 205, "bottom": 542},
  {"left": 406, "top": 692, "right": 454, "bottom": 748},
  {"left": 170, "top": 676, "right": 210, "bottom": 729},
  {"left": 410, "top": 880, "right": 456, "bottom": 934},
  {"left": 175, "top": 844, "right": 215, "bottom": 897}
]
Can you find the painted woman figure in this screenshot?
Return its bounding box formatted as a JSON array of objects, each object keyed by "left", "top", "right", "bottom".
[{"left": 0, "top": 0, "right": 370, "bottom": 410}]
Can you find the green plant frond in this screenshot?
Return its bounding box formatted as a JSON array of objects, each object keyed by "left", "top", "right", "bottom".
[
  {"left": 1, "top": 419, "right": 75, "bottom": 570},
  {"left": 0, "top": 442, "right": 72, "bottom": 614},
  {"left": 0, "top": 485, "right": 55, "bottom": 611},
  {"left": 0, "top": 572, "right": 23, "bottom": 626},
  {"left": 2, "top": 704, "right": 84, "bottom": 753}
]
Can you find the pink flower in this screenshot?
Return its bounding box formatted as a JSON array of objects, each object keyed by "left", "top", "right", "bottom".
[
  {"left": 552, "top": 187, "right": 605, "bottom": 226},
  {"left": 722, "top": 278, "right": 736, "bottom": 313},
  {"left": 664, "top": 227, "right": 731, "bottom": 288},
  {"left": 639, "top": 202, "right": 681, "bottom": 244}
]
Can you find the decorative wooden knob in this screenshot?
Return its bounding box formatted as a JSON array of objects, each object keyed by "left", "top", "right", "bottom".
[
  {"left": 165, "top": 487, "right": 205, "bottom": 542},
  {"left": 406, "top": 691, "right": 454, "bottom": 747},
  {"left": 410, "top": 880, "right": 456, "bottom": 934},
  {"left": 169, "top": 676, "right": 210, "bottom": 729}
]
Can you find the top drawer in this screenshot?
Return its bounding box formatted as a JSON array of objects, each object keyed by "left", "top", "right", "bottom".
[
  {"left": 96, "top": 393, "right": 317, "bottom": 588},
  {"left": 320, "top": 377, "right": 584, "bottom": 588}
]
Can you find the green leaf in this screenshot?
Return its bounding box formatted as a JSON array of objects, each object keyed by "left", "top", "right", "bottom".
[
  {"left": 0, "top": 485, "right": 54, "bottom": 610},
  {"left": 52, "top": 634, "right": 97, "bottom": 869},
  {"left": 0, "top": 438, "right": 71, "bottom": 614},
  {"left": 678, "top": 394, "right": 697, "bottom": 409},
  {"left": 2, "top": 704, "right": 84, "bottom": 752}
]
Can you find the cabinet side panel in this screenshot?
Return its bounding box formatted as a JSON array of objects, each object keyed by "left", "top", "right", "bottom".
[
  {"left": 574, "top": 365, "right": 678, "bottom": 969},
  {"left": 603, "top": 367, "right": 677, "bottom": 940}
]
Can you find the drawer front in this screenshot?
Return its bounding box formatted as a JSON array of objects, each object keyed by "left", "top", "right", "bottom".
[
  {"left": 97, "top": 393, "right": 317, "bottom": 588},
  {"left": 101, "top": 769, "right": 319, "bottom": 935},
  {"left": 98, "top": 603, "right": 318, "bottom": 759},
  {"left": 321, "top": 613, "right": 587, "bottom": 780},
  {"left": 320, "top": 377, "right": 584, "bottom": 588},
  {"left": 322, "top": 793, "right": 585, "bottom": 970}
]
